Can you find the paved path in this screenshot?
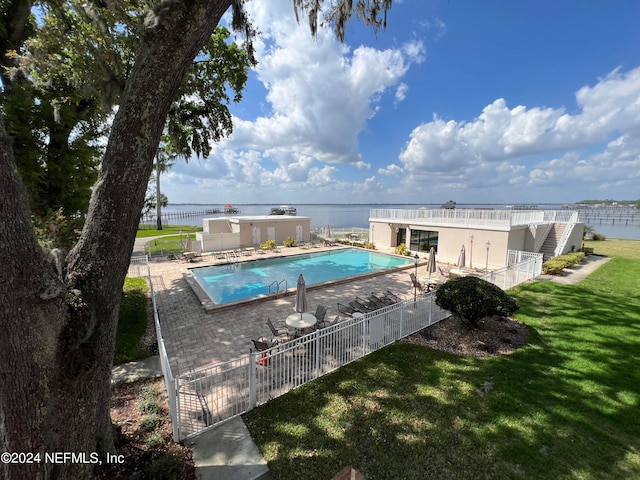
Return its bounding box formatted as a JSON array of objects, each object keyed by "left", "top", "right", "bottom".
[
  {"left": 540, "top": 254, "right": 610, "bottom": 285},
  {"left": 132, "top": 235, "right": 171, "bottom": 256}
]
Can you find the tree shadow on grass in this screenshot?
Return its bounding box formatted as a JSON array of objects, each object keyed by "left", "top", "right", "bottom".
[{"left": 244, "top": 262, "right": 640, "bottom": 480}]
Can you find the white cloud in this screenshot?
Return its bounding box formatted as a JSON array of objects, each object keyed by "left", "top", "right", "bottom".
[
  {"left": 399, "top": 66, "right": 640, "bottom": 193},
  {"left": 378, "top": 163, "right": 404, "bottom": 176},
  {"left": 221, "top": 2, "right": 424, "bottom": 166}
]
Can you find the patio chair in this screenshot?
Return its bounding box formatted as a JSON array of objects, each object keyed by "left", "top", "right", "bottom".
[
  {"left": 313, "top": 305, "right": 328, "bottom": 324},
  {"left": 266, "top": 318, "right": 291, "bottom": 342},
  {"left": 251, "top": 337, "right": 278, "bottom": 366},
  {"left": 438, "top": 266, "right": 450, "bottom": 277},
  {"left": 409, "top": 273, "right": 424, "bottom": 292}
]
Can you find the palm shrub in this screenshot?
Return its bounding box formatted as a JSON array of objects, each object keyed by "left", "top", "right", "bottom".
[
  {"left": 435, "top": 276, "right": 519, "bottom": 327},
  {"left": 395, "top": 243, "right": 410, "bottom": 256},
  {"left": 260, "top": 239, "right": 277, "bottom": 250},
  {"left": 283, "top": 237, "right": 297, "bottom": 247}
]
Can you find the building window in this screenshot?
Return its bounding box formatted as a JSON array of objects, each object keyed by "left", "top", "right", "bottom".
[
  {"left": 410, "top": 230, "right": 438, "bottom": 252},
  {"left": 396, "top": 227, "right": 406, "bottom": 247}
]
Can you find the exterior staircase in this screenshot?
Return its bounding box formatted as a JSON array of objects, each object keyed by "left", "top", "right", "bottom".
[{"left": 539, "top": 223, "right": 566, "bottom": 260}]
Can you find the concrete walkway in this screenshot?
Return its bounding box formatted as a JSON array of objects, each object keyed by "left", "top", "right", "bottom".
[{"left": 111, "top": 357, "right": 275, "bottom": 480}]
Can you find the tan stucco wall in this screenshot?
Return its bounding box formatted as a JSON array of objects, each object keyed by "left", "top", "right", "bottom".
[
  {"left": 199, "top": 216, "right": 311, "bottom": 251},
  {"left": 371, "top": 220, "right": 527, "bottom": 269},
  {"left": 562, "top": 222, "right": 585, "bottom": 254}
]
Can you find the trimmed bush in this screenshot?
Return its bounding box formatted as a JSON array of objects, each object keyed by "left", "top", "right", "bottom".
[
  {"left": 260, "top": 239, "right": 277, "bottom": 250},
  {"left": 435, "top": 276, "right": 519, "bottom": 327},
  {"left": 542, "top": 251, "right": 586, "bottom": 275},
  {"left": 283, "top": 236, "right": 297, "bottom": 247},
  {"left": 542, "top": 258, "right": 566, "bottom": 275}
]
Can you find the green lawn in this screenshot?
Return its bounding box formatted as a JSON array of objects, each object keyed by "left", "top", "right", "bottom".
[
  {"left": 244, "top": 245, "right": 640, "bottom": 479},
  {"left": 143, "top": 234, "right": 198, "bottom": 256},
  {"left": 135, "top": 225, "right": 202, "bottom": 238},
  {"left": 114, "top": 277, "right": 150, "bottom": 365},
  {"left": 583, "top": 237, "right": 640, "bottom": 260}
]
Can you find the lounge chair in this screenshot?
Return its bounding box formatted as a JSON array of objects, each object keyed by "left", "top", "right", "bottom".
[
  {"left": 371, "top": 292, "right": 395, "bottom": 306},
  {"left": 348, "top": 299, "right": 372, "bottom": 314},
  {"left": 364, "top": 295, "right": 387, "bottom": 310},
  {"left": 337, "top": 301, "right": 356, "bottom": 315},
  {"left": 355, "top": 296, "right": 378, "bottom": 312},
  {"left": 319, "top": 315, "right": 342, "bottom": 329},
  {"left": 266, "top": 318, "right": 291, "bottom": 342},
  {"left": 384, "top": 291, "right": 404, "bottom": 303}
]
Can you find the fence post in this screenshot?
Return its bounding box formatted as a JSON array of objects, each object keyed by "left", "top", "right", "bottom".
[
  {"left": 314, "top": 330, "right": 321, "bottom": 378},
  {"left": 399, "top": 303, "right": 404, "bottom": 340},
  {"left": 249, "top": 350, "right": 257, "bottom": 409}
]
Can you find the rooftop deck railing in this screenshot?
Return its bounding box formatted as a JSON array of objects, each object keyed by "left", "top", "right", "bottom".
[{"left": 370, "top": 208, "right": 579, "bottom": 228}]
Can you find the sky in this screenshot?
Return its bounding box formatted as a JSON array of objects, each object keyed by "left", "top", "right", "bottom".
[{"left": 162, "top": 0, "right": 640, "bottom": 205}]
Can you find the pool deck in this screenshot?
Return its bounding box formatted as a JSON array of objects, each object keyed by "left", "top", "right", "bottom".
[{"left": 143, "top": 244, "right": 447, "bottom": 377}]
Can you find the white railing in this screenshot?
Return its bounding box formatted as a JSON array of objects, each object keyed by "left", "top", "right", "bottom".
[
  {"left": 131, "top": 256, "right": 179, "bottom": 441},
  {"left": 370, "top": 208, "right": 580, "bottom": 228},
  {"left": 507, "top": 249, "right": 543, "bottom": 268},
  {"left": 554, "top": 212, "right": 580, "bottom": 257},
  {"left": 139, "top": 251, "right": 542, "bottom": 441},
  {"left": 174, "top": 293, "right": 450, "bottom": 440}
]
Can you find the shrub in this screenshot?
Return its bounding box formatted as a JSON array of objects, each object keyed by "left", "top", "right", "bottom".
[
  {"left": 542, "top": 251, "right": 586, "bottom": 275},
  {"left": 140, "top": 413, "right": 164, "bottom": 432},
  {"left": 542, "top": 258, "right": 566, "bottom": 275},
  {"left": 144, "top": 432, "right": 165, "bottom": 449},
  {"left": 283, "top": 236, "right": 297, "bottom": 247},
  {"left": 564, "top": 252, "right": 585, "bottom": 266},
  {"left": 363, "top": 242, "right": 376, "bottom": 250},
  {"left": 260, "top": 239, "right": 277, "bottom": 250},
  {"left": 144, "top": 453, "right": 183, "bottom": 480},
  {"left": 395, "top": 243, "right": 410, "bottom": 256},
  {"left": 435, "top": 276, "right": 519, "bottom": 327},
  {"left": 592, "top": 232, "right": 607, "bottom": 241}
]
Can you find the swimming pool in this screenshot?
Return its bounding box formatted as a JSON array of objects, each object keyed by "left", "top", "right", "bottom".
[{"left": 189, "top": 248, "right": 413, "bottom": 306}]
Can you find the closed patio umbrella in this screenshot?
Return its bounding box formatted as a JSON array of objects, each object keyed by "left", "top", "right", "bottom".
[
  {"left": 186, "top": 233, "right": 192, "bottom": 251},
  {"left": 426, "top": 247, "right": 437, "bottom": 279},
  {"left": 295, "top": 274, "right": 308, "bottom": 318},
  {"left": 457, "top": 244, "right": 466, "bottom": 268}
]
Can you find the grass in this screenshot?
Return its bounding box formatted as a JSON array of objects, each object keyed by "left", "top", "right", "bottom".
[
  {"left": 583, "top": 237, "right": 640, "bottom": 260},
  {"left": 135, "top": 225, "right": 202, "bottom": 238},
  {"left": 244, "top": 243, "right": 640, "bottom": 479},
  {"left": 114, "top": 277, "right": 149, "bottom": 365},
  {"left": 144, "top": 234, "right": 197, "bottom": 256}
]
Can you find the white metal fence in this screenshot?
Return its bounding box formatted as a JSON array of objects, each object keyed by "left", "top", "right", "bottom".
[
  {"left": 133, "top": 252, "right": 543, "bottom": 441},
  {"left": 174, "top": 293, "right": 450, "bottom": 440}
]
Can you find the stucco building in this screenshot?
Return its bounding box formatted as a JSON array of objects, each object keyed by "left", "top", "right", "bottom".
[
  {"left": 369, "top": 208, "right": 584, "bottom": 270},
  {"left": 196, "top": 215, "right": 311, "bottom": 252}
]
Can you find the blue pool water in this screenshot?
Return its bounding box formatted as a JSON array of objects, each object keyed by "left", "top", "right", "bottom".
[{"left": 190, "top": 248, "right": 413, "bottom": 305}]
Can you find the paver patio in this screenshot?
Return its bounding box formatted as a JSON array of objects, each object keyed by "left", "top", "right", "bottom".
[{"left": 144, "top": 245, "right": 446, "bottom": 376}]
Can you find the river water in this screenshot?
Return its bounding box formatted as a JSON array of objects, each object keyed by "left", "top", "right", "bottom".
[{"left": 148, "top": 203, "right": 640, "bottom": 240}]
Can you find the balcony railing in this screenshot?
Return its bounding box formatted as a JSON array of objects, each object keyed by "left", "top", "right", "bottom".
[{"left": 370, "top": 208, "right": 579, "bottom": 228}]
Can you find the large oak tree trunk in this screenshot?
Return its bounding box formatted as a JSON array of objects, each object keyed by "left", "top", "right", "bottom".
[{"left": 0, "top": 2, "right": 231, "bottom": 478}]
